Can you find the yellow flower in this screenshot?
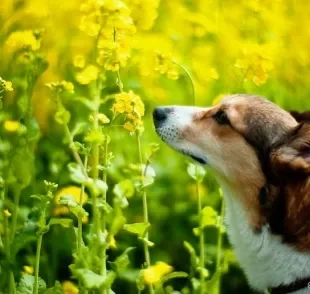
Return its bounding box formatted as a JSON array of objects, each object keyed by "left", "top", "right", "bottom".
[
  {"left": 23, "top": 265, "right": 34, "bottom": 275},
  {"left": 5, "top": 30, "right": 40, "bottom": 53},
  {"left": 112, "top": 90, "right": 145, "bottom": 132},
  {"left": 53, "top": 206, "right": 70, "bottom": 216},
  {"left": 62, "top": 281, "right": 79, "bottom": 294},
  {"left": 123, "top": 121, "right": 135, "bottom": 132},
  {"left": 76, "top": 65, "right": 99, "bottom": 84},
  {"left": 4, "top": 209, "right": 11, "bottom": 217},
  {"left": 113, "top": 91, "right": 145, "bottom": 117},
  {"left": 127, "top": 0, "right": 160, "bottom": 30},
  {"left": 89, "top": 113, "right": 110, "bottom": 124},
  {"left": 143, "top": 261, "right": 173, "bottom": 285},
  {"left": 4, "top": 120, "right": 19, "bottom": 132},
  {"left": 45, "top": 81, "right": 74, "bottom": 94},
  {"left": 234, "top": 44, "right": 274, "bottom": 86},
  {"left": 61, "top": 81, "right": 75, "bottom": 93},
  {"left": 97, "top": 113, "right": 110, "bottom": 124},
  {"left": 166, "top": 64, "right": 180, "bottom": 80},
  {"left": 82, "top": 215, "right": 89, "bottom": 224},
  {"left": 4, "top": 81, "right": 13, "bottom": 91},
  {"left": 0, "top": 77, "right": 13, "bottom": 92},
  {"left": 55, "top": 186, "right": 88, "bottom": 204},
  {"left": 73, "top": 55, "right": 85, "bottom": 68},
  {"left": 79, "top": 14, "right": 101, "bottom": 37}
]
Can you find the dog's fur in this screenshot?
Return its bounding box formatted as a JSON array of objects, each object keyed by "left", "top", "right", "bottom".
[{"left": 153, "top": 94, "right": 310, "bottom": 293}]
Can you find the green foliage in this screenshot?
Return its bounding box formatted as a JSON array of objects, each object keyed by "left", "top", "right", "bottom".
[
  {"left": 16, "top": 275, "right": 46, "bottom": 294},
  {"left": 124, "top": 222, "right": 150, "bottom": 238}
]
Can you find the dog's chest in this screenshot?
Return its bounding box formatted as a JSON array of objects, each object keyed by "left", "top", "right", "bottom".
[{"left": 222, "top": 188, "right": 310, "bottom": 292}]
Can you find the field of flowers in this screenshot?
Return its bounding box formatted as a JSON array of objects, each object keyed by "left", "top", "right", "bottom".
[{"left": 0, "top": 0, "right": 309, "bottom": 293}]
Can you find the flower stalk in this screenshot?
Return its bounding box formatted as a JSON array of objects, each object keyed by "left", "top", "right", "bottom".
[
  {"left": 77, "top": 156, "right": 88, "bottom": 256},
  {"left": 136, "top": 133, "right": 154, "bottom": 294},
  {"left": 34, "top": 206, "right": 48, "bottom": 294},
  {"left": 10, "top": 187, "right": 20, "bottom": 242},
  {"left": 34, "top": 233, "right": 43, "bottom": 294},
  {"left": 196, "top": 180, "right": 205, "bottom": 293},
  {"left": 215, "top": 193, "right": 225, "bottom": 294}
]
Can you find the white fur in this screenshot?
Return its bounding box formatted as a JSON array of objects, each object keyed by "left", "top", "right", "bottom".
[
  {"left": 220, "top": 181, "right": 310, "bottom": 293},
  {"left": 156, "top": 106, "right": 209, "bottom": 162}
]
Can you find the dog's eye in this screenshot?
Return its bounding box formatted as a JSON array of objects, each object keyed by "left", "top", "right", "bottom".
[{"left": 213, "top": 110, "right": 229, "bottom": 125}]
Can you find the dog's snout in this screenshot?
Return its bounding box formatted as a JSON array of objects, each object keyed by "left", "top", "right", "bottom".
[{"left": 153, "top": 107, "right": 173, "bottom": 127}]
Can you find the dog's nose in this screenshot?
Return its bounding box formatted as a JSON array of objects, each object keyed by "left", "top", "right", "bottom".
[{"left": 153, "top": 107, "right": 172, "bottom": 127}]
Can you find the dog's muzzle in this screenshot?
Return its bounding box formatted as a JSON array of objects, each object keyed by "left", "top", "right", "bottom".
[{"left": 153, "top": 106, "right": 173, "bottom": 129}]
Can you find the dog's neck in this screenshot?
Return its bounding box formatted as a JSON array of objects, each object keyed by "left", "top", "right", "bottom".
[{"left": 218, "top": 178, "right": 310, "bottom": 293}]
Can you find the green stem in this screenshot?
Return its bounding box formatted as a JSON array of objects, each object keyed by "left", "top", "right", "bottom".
[
  {"left": 99, "top": 136, "right": 109, "bottom": 294},
  {"left": 136, "top": 133, "right": 154, "bottom": 294},
  {"left": 9, "top": 271, "right": 16, "bottom": 294},
  {"left": 90, "top": 81, "right": 102, "bottom": 247},
  {"left": 34, "top": 233, "right": 43, "bottom": 294},
  {"left": 215, "top": 196, "right": 225, "bottom": 294},
  {"left": 2, "top": 183, "right": 16, "bottom": 294},
  {"left": 63, "top": 124, "right": 88, "bottom": 178},
  {"left": 196, "top": 181, "right": 205, "bottom": 294},
  {"left": 10, "top": 187, "right": 20, "bottom": 242},
  {"left": 1, "top": 185, "right": 9, "bottom": 255},
  {"left": 77, "top": 156, "right": 88, "bottom": 256}
]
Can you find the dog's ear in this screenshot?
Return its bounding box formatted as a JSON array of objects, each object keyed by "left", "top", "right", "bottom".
[
  {"left": 270, "top": 123, "right": 310, "bottom": 176},
  {"left": 290, "top": 110, "right": 310, "bottom": 122}
]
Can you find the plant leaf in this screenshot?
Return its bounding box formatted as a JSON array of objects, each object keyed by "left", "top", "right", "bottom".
[
  {"left": 49, "top": 218, "right": 73, "bottom": 228},
  {"left": 109, "top": 247, "right": 135, "bottom": 272},
  {"left": 45, "top": 281, "right": 63, "bottom": 294},
  {"left": 184, "top": 241, "right": 198, "bottom": 270},
  {"left": 161, "top": 271, "right": 188, "bottom": 284},
  {"left": 74, "top": 269, "right": 116, "bottom": 289},
  {"left": 16, "top": 274, "right": 46, "bottom": 294},
  {"left": 123, "top": 222, "right": 150, "bottom": 238},
  {"left": 68, "top": 162, "right": 86, "bottom": 183}
]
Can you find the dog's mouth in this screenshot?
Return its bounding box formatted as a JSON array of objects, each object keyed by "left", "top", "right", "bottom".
[
  {"left": 182, "top": 150, "right": 207, "bottom": 165},
  {"left": 155, "top": 125, "right": 207, "bottom": 165},
  {"left": 189, "top": 154, "right": 207, "bottom": 164}
]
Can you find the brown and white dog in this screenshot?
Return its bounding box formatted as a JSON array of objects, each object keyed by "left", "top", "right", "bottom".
[{"left": 153, "top": 94, "right": 310, "bottom": 294}]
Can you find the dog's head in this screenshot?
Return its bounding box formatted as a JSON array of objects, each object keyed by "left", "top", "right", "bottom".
[
  {"left": 153, "top": 94, "right": 310, "bottom": 191},
  {"left": 153, "top": 94, "right": 310, "bottom": 248},
  {"left": 154, "top": 95, "right": 297, "bottom": 182}
]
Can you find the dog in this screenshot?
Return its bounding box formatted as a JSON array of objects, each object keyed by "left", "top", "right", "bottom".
[{"left": 153, "top": 94, "right": 310, "bottom": 294}]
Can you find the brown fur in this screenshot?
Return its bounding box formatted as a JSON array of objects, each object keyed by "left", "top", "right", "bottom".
[{"left": 267, "top": 123, "right": 310, "bottom": 251}]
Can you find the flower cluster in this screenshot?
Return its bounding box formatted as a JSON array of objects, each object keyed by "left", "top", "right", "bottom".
[
  {"left": 79, "top": 0, "right": 136, "bottom": 71},
  {"left": 124, "top": 0, "right": 160, "bottom": 30},
  {"left": 154, "top": 52, "right": 180, "bottom": 80},
  {"left": 0, "top": 77, "right": 13, "bottom": 92},
  {"left": 112, "top": 90, "right": 145, "bottom": 132},
  {"left": 235, "top": 44, "right": 274, "bottom": 86},
  {"left": 75, "top": 65, "right": 99, "bottom": 85},
  {"left": 3, "top": 120, "right": 20, "bottom": 132},
  {"left": 5, "top": 30, "right": 41, "bottom": 53},
  {"left": 45, "top": 81, "right": 75, "bottom": 94}
]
